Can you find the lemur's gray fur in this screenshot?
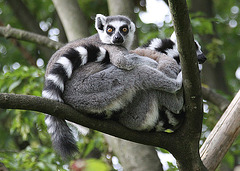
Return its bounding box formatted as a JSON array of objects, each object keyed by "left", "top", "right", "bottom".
[
  {"left": 63, "top": 53, "right": 184, "bottom": 132},
  {"left": 63, "top": 34, "right": 206, "bottom": 133},
  {"left": 42, "top": 14, "right": 183, "bottom": 159}
]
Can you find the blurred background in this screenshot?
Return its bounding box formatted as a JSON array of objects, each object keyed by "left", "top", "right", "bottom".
[{"left": 0, "top": 0, "right": 239, "bottom": 170}]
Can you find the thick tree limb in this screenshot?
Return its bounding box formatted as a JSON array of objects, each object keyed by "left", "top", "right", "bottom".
[
  {"left": 169, "top": 0, "right": 203, "bottom": 135},
  {"left": 0, "top": 93, "right": 176, "bottom": 149},
  {"left": 0, "top": 25, "right": 63, "bottom": 50},
  {"left": 168, "top": 0, "right": 207, "bottom": 170},
  {"left": 200, "top": 90, "right": 240, "bottom": 171}
]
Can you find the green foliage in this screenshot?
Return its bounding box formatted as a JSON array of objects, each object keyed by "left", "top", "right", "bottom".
[
  {"left": 1, "top": 146, "right": 65, "bottom": 171},
  {"left": 0, "top": 66, "right": 44, "bottom": 95},
  {"left": 191, "top": 14, "right": 214, "bottom": 35},
  {"left": 85, "top": 159, "right": 110, "bottom": 171},
  {"left": 70, "top": 159, "right": 110, "bottom": 171},
  {"left": 167, "top": 162, "right": 178, "bottom": 171},
  {"left": 0, "top": 66, "right": 110, "bottom": 170},
  {"left": 0, "top": 66, "right": 68, "bottom": 170},
  {"left": 205, "top": 38, "right": 224, "bottom": 64}
]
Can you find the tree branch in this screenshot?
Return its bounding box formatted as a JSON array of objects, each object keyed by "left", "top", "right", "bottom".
[
  {"left": 202, "top": 86, "right": 230, "bottom": 112},
  {"left": 0, "top": 25, "right": 63, "bottom": 50},
  {"left": 0, "top": 93, "right": 175, "bottom": 149},
  {"left": 168, "top": 0, "right": 206, "bottom": 170},
  {"left": 200, "top": 90, "right": 240, "bottom": 171}
]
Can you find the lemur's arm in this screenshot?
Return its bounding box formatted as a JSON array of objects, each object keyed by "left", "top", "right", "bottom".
[{"left": 102, "top": 45, "right": 158, "bottom": 70}]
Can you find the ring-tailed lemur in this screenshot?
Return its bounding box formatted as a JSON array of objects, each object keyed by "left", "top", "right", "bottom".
[
  {"left": 63, "top": 34, "right": 206, "bottom": 133},
  {"left": 43, "top": 14, "right": 183, "bottom": 159}
]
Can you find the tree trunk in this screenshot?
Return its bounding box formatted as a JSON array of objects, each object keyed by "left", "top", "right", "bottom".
[
  {"left": 52, "top": 0, "right": 89, "bottom": 41},
  {"left": 168, "top": 0, "right": 207, "bottom": 170},
  {"left": 104, "top": 135, "right": 163, "bottom": 171}
]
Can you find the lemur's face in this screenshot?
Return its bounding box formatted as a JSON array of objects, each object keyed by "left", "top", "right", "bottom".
[
  {"left": 95, "top": 14, "right": 136, "bottom": 50},
  {"left": 105, "top": 21, "right": 130, "bottom": 45}
]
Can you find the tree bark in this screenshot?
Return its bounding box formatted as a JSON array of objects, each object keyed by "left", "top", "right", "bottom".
[
  {"left": 168, "top": 0, "right": 207, "bottom": 170},
  {"left": 104, "top": 135, "right": 163, "bottom": 171},
  {"left": 0, "top": 25, "right": 63, "bottom": 50},
  {"left": 107, "top": 0, "right": 136, "bottom": 21},
  {"left": 52, "top": 0, "right": 89, "bottom": 41},
  {"left": 200, "top": 90, "right": 240, "bottom": 171}
]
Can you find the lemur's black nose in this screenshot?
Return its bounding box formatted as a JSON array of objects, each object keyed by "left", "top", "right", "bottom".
[
  {"left": 113, "top": 32, "right": 124, "bottom": 44},
  {"left": 197, "top": 53, "right": 207, "bottom": 64}
]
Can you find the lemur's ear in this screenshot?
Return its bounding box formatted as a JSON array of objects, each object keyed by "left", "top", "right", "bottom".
[
  {"left": 95, "top": 14, "right": 106, "bottom": 32},
  {"left": 130, "top": 21, "right": 136, "bottom": 33}
]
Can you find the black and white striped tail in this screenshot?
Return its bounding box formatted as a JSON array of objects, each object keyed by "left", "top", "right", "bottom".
[
  {"left": 141, "top": 38, "right": 206, "bottom": 65},
  {"left": 141, "top": 38, "right": 180, "bottom": 63},
  {"left": 42, "top": 44, "right": 110, "bottom": 159}
]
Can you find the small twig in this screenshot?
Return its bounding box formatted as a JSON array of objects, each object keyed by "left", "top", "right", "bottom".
[{"left": 0, "top": 25, "right": 63, "bottom": 50}]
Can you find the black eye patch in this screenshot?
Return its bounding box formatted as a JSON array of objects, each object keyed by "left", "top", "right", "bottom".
[
  {"left": 106, "top": 25, "right": 115, "bottom": 35},
  {"left": 120, "top": 25, "right": 129, "bottom": 35}
]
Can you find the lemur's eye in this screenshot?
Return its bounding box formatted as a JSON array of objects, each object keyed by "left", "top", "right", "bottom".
[
  {"left": 107, "top": 28, "right": 113, "bottom": 33},
  {"left": 122, "top": 27, "right": 128, "bottom": 32}
]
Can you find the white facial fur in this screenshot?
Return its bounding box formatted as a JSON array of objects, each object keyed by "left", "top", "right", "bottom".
[{"left": 95, "top": 14, "right": 135, "bottom": 50}]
